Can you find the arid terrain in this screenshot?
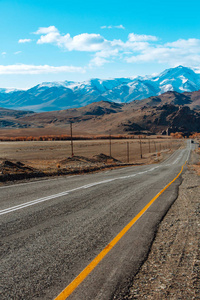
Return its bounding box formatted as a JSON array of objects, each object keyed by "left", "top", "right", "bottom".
[
  {"left": 1, "top": 3, "right": 200, "bottom": 298},
  {"left": 1, "top": 90, "right": 200, "bottom": 138},
  {"left": 0, "top": 137, "right": 183, "bottom": 182}
]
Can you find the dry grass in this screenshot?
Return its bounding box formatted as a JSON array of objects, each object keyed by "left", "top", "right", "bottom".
[
  {"left": 0, "top": 138, "right": 183, "bottom": 169},
  {"left": 0, "top": 138, "right": 186, "bottom": 182}
]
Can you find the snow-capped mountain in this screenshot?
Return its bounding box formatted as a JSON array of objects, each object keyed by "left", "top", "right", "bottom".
[
  {"left": 0, "top": 88, "right": 21, "bottom": 95},
  {"left": 0, "top": 66, "right": 200, "bottom": 112}
]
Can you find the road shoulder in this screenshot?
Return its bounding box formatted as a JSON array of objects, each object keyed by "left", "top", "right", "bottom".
[{"left": 121, "top": 151, "right": 200, "bottom": 299}]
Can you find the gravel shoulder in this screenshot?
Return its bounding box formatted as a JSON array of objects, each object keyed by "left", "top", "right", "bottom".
[{"left": 122, "top": 150, "right": 200, "bottom": 299}]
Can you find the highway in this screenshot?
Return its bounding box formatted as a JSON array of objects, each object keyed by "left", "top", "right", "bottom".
[{"left": 0, "top": 141, "right": 192, "bottom": 300}]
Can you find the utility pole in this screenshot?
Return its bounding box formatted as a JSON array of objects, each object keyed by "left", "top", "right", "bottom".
[
  {"left": 70, "top": 122, "right": 74, "bottom": 157},
  {"left": 109, "top": 130, "right": 112, "bottom": 157},
  {"left": 148, "top": 138, "right": 151, "bottom": 153},
  {"left": 154, "top": 141, "right": 157, "bottom": 160},
  {"left": 127, "top": 141, "right": 129, "bottom": 163},
  {"left": 139, "top": 136, "right": 143, "bottom": 159}
]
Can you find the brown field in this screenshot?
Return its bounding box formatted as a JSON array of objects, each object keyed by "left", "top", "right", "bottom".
[
  {"left": 0, "top": 138, "right": 185, "bottom": 173},
  {"left": 0, "top": 127, "right": 69, "bottom": 138}
]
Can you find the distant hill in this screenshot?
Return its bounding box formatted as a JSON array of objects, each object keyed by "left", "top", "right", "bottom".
[
  {"left": 128, "top": 90, "right": 200, "bottom": 110},
  {"left": 0, "top": 107, "right": 34, "bottom": 118},
  {"left": 0, "top": 108, "right": 34, "bottom": 129},
  {"left": 0, "top": 90, "right": 200, "bottom": 136},
  {"left": 0, "top": 66, "right": 200, "bottom": 112}
]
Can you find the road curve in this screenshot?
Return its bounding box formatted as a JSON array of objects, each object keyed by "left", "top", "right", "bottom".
[{"left": 0, "top": 141, "right": 192, "bottom": 300}]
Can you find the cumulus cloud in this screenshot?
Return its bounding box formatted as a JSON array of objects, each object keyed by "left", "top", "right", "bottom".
[
  {"left": 128, "top": 33, "right": 158, "bottom": 42},
  {"left": 101, "top": 25, "right": 125, "bottom": 29},
  {"left": 32, "top": 26, "right": 200, "bottom": 69},
  {"left": 89, "top": 49, "right": 119, "bottom": 67},
  {"left": 0, "top": 64, "right": 85, "bottom": 74},
  {"left": 126, "top": 38, "right": 200, "bottom": 67},
  {"left": 64, "top": 33, "right": 106, "bottom": 51},
  {"left": 165, "top": 38, "right": 200, "bottom": 49},
  {"left": 1, "top": 52, "right": 6, "bottom": 56},
  {"left": 34, "top": 26, "right": 107, "bottom": 52},
  {"left": 89, "top": 56, "right": 108, "bottom": 67},
  {"left": 34, "top": 26, "right": 58, "bottom": 34},
  {"left": 18, "top": 39, "right": 32, "bottom": 43}
]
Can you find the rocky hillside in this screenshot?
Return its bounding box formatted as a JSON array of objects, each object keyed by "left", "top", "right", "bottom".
[
  {"left": 0, "top": 90, "right": 200, "bottom": 136},
  {"left": 0, "top": 107, "right": 34, "bottom": 129}
]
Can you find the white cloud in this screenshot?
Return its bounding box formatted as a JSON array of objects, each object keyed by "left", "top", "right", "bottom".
[
  {"left": 90, "top": 49, "right": 119, "bottom": 67},
  {"left": 34, "top": 26, "right": 58, "bottom": 34},
  {"left": 0, "top": 64, "right": 85, "bottom": 74},
  {"left": 126, "top": 38, "right": 200, "bottom": 67},
  {"left": 63, "top": 33, "right": 107, "bottom": 51},
  {"left": 18, "top": 39, "right": 32, "bottom": 43},
  {"left": 14, "top": 51, "right": 22, "bottom": 55},
  {"left": 35, "top": 27, "right": 147, "bottom": 55},
  {"left": 32, "top": 26, "right": 200, "bottom": 70},
  {"left": 116, "top": 25, "right": 125, "bottom": 29},
  {"left": 165, "top": 38, "right": 200, "bottom": 48},
  {"left": 37, "top": 31, "right": 61, "bottom": 45},
  {"left": 128, "top": 33, "right": 158, "bottom": 42},
  {"left": 101, "top": 25, "right": 125, "bottom": 29},
  {"left": 1, "top": 52, "right": 6, "bottom": 56},
  {"left": 35, "top": 26, "right": 107, "bottom": 52},
  {"left": 89, "top": 56, "right": 108, "bottom": 67}
]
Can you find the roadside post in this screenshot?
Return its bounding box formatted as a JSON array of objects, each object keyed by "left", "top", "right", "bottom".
[
  {"left": 127, "top": 141, "right": 129, "bottom": 163},
  {"left": 109, "top": 130, "right": 112, "bottom": 157},
  {"left": 154, "top": 141, "right": 157, "bottom": 160},
  {"left": 70, "top": 122, "right": 74, "bottom": 157},
  {"left": 149, "top": 139, "right": 151, "bottom": 153},
  {"left": 139, "top": 136, "right": 143, "bottom": 159}
]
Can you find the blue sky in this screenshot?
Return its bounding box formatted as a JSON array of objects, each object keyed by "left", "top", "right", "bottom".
[{"left": 0, "top": 0, "right": 200, "bottom": 89}]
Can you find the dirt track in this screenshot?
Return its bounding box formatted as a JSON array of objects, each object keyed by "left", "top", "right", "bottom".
[{"left": 121, "top": 151, "right": 200, "bottom": 299}]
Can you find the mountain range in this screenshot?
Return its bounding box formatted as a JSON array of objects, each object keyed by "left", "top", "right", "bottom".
[{"left": 1, "top": 66, "right": 200, "bottom": 112}]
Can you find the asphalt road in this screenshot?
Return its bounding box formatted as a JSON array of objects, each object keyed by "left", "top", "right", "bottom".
[{"left": 0, "top": 141, "right": 192, "bottom": 300}]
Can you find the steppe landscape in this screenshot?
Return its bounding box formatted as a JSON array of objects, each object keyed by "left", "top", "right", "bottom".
[
  {"left": 1, "top": 75, "right": 200, "bottom": 300},
  {"left": 0, "top": 137, "right": 181, "bottom": 182},
  {"left": 0, "top": 70, "right": 200, "bottom": 299},
  {"left": 1, "top": 1, "right": 200, "bottom": 299}
]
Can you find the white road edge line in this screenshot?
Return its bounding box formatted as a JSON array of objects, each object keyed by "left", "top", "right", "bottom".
[{"left": 0, "top": 147, "right": 186, "bottom": 190}]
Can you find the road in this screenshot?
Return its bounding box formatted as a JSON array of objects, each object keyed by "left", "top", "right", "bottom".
[{"left": 0, "top": 141, "right": 192, "bottom": 300}]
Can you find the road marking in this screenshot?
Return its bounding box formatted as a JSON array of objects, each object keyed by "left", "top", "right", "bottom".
[
  {"left": 0, "top": 168, "right": 166, "bottom": 214},
  {"left": 54, "top": 161, "right": 187, "bottom": 300},
  {"left": 0, "top": 149, "right": 189, "bottom": 215},
  {"left": 0, "top": 191, "right": 69, "bottom": 215},
  {"left": 0, "top": 147, "right": 186, "bottom": 190}
]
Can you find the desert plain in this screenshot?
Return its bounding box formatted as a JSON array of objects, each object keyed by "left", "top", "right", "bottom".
[{"left": 0, "top": 137, "right": 184, "bottom": 182}]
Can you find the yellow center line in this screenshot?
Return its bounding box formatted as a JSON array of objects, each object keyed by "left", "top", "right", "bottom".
[{"left": 55, "top": 161, "right": 187, "bottom": 300}]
